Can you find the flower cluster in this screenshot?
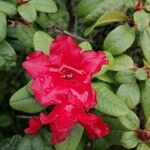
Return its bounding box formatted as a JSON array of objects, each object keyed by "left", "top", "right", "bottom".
[{"left": 23, "top": 35, "right": 110, "bottom": 144}]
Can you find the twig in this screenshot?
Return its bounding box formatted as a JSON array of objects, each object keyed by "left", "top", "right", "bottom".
[
  {"left": 53, "top": 28, "right": 94, "bottom": 43},
  {"left": 16, "top": 115, "right": 31, "bottom": 119}
]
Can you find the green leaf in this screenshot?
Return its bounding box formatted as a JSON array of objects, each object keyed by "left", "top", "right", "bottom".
[
  {"left": 0, "top": 115, "right": 13, "bottom": 127},
  {"left": 134, "top": 11, "right": 150, "bottom": 31},
  {"left": 0, "top": 41, "right": 16, "bottom": 71},
  {"left": 104, "top": 25, "right": 135, "bottom": 55},
  {"left": 18, "top": 2, "right": 37, "bottom": 22},
  {"left": 31, "top": 135, "right": 43, "bottom": 150},
  {"left": 115, "top": 69, "right": 136, "bottom": 83},
  {"left": 84, "top": 11, "right": 128, "bottom": 36},
  {"left": 123, "top": 0, "right": 138, "bottom": 7},
  {"left": 141, "top": 79, "right": 150, "bottom": 120},
  {"left": 0, "top": 12, "right": 7, "bottom": 42},
  {"left": 121, "top": 131, "right": 139, "bottom": 149},
  {"left": 95, "top": 72, "right": 114, "bottom": 83},
  {"left": 31, "top": 0, "right": 57, "bottom": 13},
  {"left": 33, "top": 31, "right": 53, "bottom": 54},
  {"left": 0, "top": 1, "right": 17, "bottom": 15},
  {"left": 55, "top": 125, "right": 83, "bottom": 150},
  {"left": 135, "top": 68, "right": 147, "bottom": 81},
  {"left": 76, "top": 0, "right": 103, "bottom": 17},
  {"left": 16, "top": 23, "right": 34, "bottom": 48},
  {"left": 140, "top": 27, "right": 150, "bottom": 64},
  {"left": 79, "top": 41, "right": 92, "bottom": 51},
  {"left": 109, "top": 54, "right": 134, "bottom": 71},
  {"left": 137, "top": 143, "right": 150, "bottom": 150},
  {"left": 94, "top": 82, "right": 129, "bottom": 117},
  {"left": 10, "top": 85, "right": 44, "bottom": 113},
  {"left": 47, "top": 0, "right": 69, "bottom": 29},
  {"left": 95, "top": 51, "right": 114, "bottom": 76},
  {"left": 17, "top": 136, "right": 32, "bottom": 150},
  {"left": 116, "top": 83, "right": 140, "bottom": 109},
  {"left": 39, "top": 129, "right": 52, "bottom": 150},
  {"left": 145, "top": 0, "right": 150, "bottom": 11},
  {"left": 84, "top": 0, "right": 124, "bottom": 23},
  {"left": 145, "top": 116, "right": 150, "bottom": 129},
  {"left": 119, "top": 111, "right": 140, "bottom": 130},
  {"left": 0, "top": 135, "right": 22, "bottom": 150}
]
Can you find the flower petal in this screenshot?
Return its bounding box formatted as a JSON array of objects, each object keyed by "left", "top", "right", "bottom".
[
  {"left": 81, "top": 50, "right": 109, "bottom": 75},
  {"left": 78, "top": 113, "right": 110, "bottom": 139},
  {"left": 50, "top": 35, "right": 82, "bottom": 69},
  {"left": 50, "top": 123, "right": 69, "bottom": 144},
  {"left": 22, "top": 51, "right": 50, "bottom": 79},
  {"left": 25, "top": 117, "right": 42, "bottom": 135}
]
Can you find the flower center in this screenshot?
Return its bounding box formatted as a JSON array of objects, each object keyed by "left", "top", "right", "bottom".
[{"left": 61, "top": 68, "right": 74, "bottom": 79}]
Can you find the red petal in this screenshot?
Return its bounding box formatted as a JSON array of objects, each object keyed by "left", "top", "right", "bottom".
[
  {"left": 78, "top": 113, "right": 110, "bottom": 139},
  {"left": 32, "top": 76, "right": 63, "bottom": 106},
  {"left": 50, "top": 34, "right": 81, "bottom": 55},
  {"left": 22, "top": 51, "right": 50, "bottom": 79},
  {"left": 81, "top": 51, "right": 109, "bottom": 75},
  {"left": 50, "top": 35, "right": 82, "bottom": 69},
  {"left": 50, "top": 123, "right": 69, "bottom": 144},
  {"left": 25, "top": 117, "right": 42, "bottom": 135}
]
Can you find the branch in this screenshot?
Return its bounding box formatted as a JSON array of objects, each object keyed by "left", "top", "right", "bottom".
[{"left": 53, "top": 28, "right": 94, "bottom": 43}]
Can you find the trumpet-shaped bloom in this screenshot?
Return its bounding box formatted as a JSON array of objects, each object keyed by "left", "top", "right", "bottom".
[
  {"left": 39, "top": 94, "right": 110, "bottom": 144},
  {"left": 22, "top": 35, "right": 108, "bottom": 110}
]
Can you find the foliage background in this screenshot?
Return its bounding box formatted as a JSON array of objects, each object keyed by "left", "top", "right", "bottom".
[{"left": 1, "top": 0, "right": 150, "bottom": 149}]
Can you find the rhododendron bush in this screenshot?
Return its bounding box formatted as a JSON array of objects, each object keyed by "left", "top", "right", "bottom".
[{"left": 1, "top": 0, "right": 150, "bottom": 150}]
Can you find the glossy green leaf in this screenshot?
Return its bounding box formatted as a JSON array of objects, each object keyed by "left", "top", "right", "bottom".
[
  {"left": 123, "top": 0, "right": 138, "bottom": 7},
  {"left": 17, "top": 136, "right": 32, "bottom": 150},
  {"left": 134, "top": 11, "right": 150, "bottom": 31},
  {"left": 94, "top": 82, "right": 129, "bottom": 117},
  {"left": 31, "top": 0, "right": 57, "bottom": 13},
  {"left": 79, "top": 41, "right": 92, "bottom": 51},
  {"left": 10, "top": 86, "right": 44, "bottom": 113},
  {"left": 109, "top": 54, "right": 134, "bottom": 71},
  {"left": 115, "top": 69, "right": 136, "bottom": 83},
  {"left": 17, "top": 131, "right": 52, "bottom": 150},
  {"left": 0, "top": 41, "right": 16, "bottom": 71},
  {"left": 33, "top": 31, "right": 53, "bottom": 54},
  {"left": 55, "top": 125, "right": 83, "bottom": 150},
  {"left": 84, "top": 11, "right": 128, "bottom": 36},
  {"left": 0, "top": 1, "right": 17, "bottom": 15},
  {"left": 0, "top": 12, "right": 7, "bottom": 42},
  {"left": 95, "top": 72, "right": 114, "bottom": 83},
  {"left": 31, "top": 135, "right": 43, "bottom": 150},
  {"left": 140, "top": 27, "right": 150, "bottom": 64},
  {"left": 104, "top": 25, "right": 135, "bottom": 55},
  {"left": 119, "top": 111, "right": 140, "bottom": 130},
  {"left": 0, "top": 135, "right": 22, "bottom": 150},
  {"left": 117, "top": 83, "right": 140, "bottom": 109},
  {"left": 121, "top": 131, "right": 139, "bottom": 149},
  {"left": 137, "top": 143, "right": 150, "bottom": 150},
  {"left": 135, "top": 68, "right": 147, "bottom": 81},
  {"left": 141, "top": 79, "right": 150, "bottom": 120},
  {"left": 84, "top": 0, "right": 124, "bottom": 23},
  {"left": 76, "top": 0, "right": 103, "bottom": 17},
  {"left": 47, "top": 0, "right": 69, "bottom": 29},
  {"left": 18, "top": 2, "right": 37, "bottom": 22},
  {"left": 16, "top": 23, "right": 34, "bottom": 48},
  {"left": 145, "top": 0, "right": 150, "bottom": 11},
  {"left": 145, "top": 116, "right": 150, "bottom": 129},
  {"left": 39, "top": 129, "right": 52, "bottom": 150}
]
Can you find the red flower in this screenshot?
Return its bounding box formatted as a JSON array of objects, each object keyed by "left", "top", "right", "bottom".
[
  {"left": 39, "top": 94, "right": 110, "bottom": 144},
  {"left": 24, "top": 117, "right": 42, "bottom": 135},
  {"left": 22, "top": 35, "right": 108, "bottom": 110}
]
